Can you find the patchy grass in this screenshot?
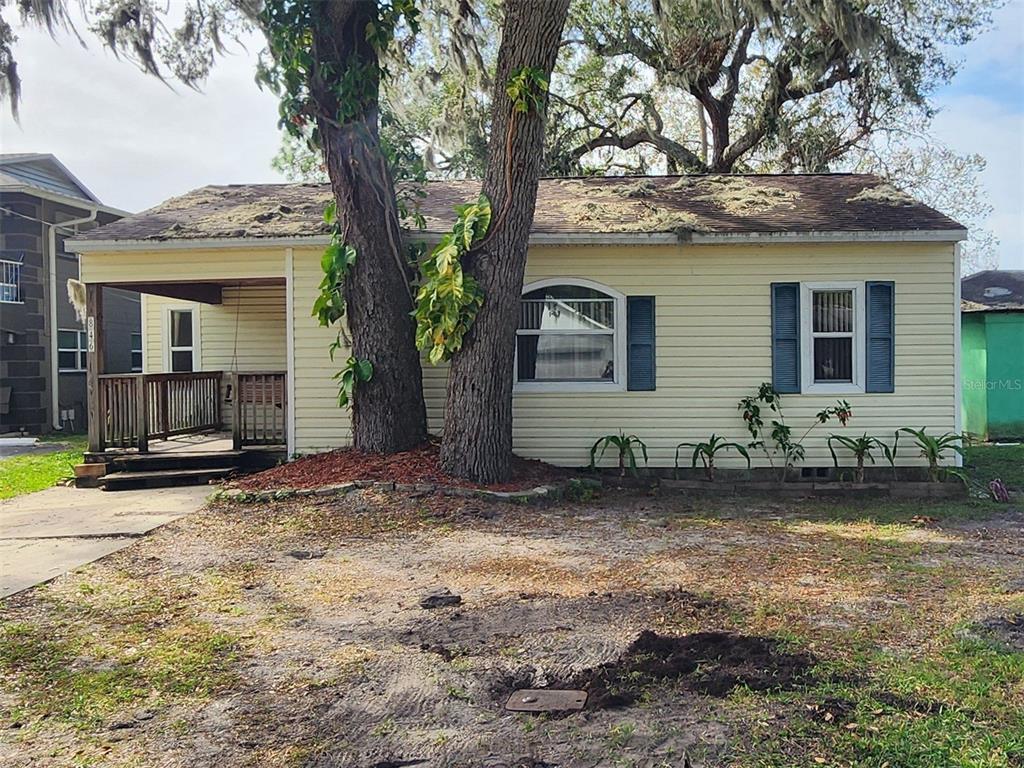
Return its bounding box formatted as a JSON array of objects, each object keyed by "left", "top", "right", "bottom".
[
  {"left": 0, "top": 489, "right": 1020, "bottom": 765},
  {"left": 731, "top": 632, "right": 1024, "bottom": 767},
  {"left": 966, "top": 443, "right": 1024, "bottom": 490},
  {"left": 0, "top": 436, "right": 86, "bottom": 500},
  {"left": 0, "top": 570, "right": 238, "bottom": 737}
]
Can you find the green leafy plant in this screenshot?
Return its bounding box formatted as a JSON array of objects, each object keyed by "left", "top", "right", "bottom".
[
  {"left": 674, "top": 434, "right": 750, "bottom": 481},
  {"left": 827, "top": 433, "right": 888, "bottom": 483},
  {"left": 506, "top": 66, "right": 549, "bottom": 114},
  {"left": 589, "top": 432, "right": 648, "bottom": 478},
  {"left": 333, "top": 357, "right": 373, "bottom": 409},
  {"left": 739, "top": 383, "right": 852, "bottom": 482},
  {"left": 311, "top": 201, "right": 371, "bottom": 408},
  {"left": 897, "top": 427, "right": 970, "bottom": 483},
  {"left": 879, "top": 433, "right": 900, "bottom": 480},
  {"left": 414, "top": 195, "right": 490, "bottom": 364}
]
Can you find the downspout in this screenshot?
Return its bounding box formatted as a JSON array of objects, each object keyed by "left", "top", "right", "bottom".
[{"left": 48, "top": 209, "right": 98, "bottom": 429}]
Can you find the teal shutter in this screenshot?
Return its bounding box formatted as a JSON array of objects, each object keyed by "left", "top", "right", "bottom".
[
  {"left": 771, "top": 282, "right": 801, "bottom": 393},
  {"left": 865, "top": 281, "right": 895, "bottom": 393},
  {"left": 627, "top": 296, "right": 656, "bottom": 391}
]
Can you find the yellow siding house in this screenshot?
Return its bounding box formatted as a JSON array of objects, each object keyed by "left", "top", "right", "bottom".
[{"left": 68, "top": 174, "right": 965, "bottom": 472}]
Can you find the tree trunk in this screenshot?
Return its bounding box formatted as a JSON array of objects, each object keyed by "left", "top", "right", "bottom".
[
  {"left": 439, "top": 0, "right": 569, "bottom": 483},
  {"left": 315, "top": 2, "right": 427, "bottom": 453}
]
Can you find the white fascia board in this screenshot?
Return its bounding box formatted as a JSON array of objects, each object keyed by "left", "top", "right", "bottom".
[
  {"left": 65, "top": 227, "right": 967, "bottom": 254},
  {"left": 67, "top": 235, "right": 334, "bottom": 253},
  {"left": 687, "top": 229, "right": 968, "bottom": 244},
  {"left": 67, "top": 231, "right": 680, "bottom": 252}
]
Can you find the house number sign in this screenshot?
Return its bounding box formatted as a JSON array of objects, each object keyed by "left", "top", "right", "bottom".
[{"left": 87, "top": 316, "right": 96, "bottom": 353}]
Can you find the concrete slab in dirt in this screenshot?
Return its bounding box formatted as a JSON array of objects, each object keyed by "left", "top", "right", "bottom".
[{"left": 0, "top": 485, "right": 209, "bottom": 598}]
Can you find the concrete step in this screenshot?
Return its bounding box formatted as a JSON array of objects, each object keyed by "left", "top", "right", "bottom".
[{"left": 101, "top": 466, "right": 236, "bottom": 491}]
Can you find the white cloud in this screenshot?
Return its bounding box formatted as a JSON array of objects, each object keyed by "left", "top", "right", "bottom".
[
  {"left": 929, "top": 94, "right": 1024, "bottom": 270},
  {"left": 0, "top": 17, "right": 282, "bottom": 212}
]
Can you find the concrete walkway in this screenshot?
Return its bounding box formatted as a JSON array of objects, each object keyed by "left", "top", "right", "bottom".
[{"left": 0, "top": 485, "right": 210, "bottom": 598}]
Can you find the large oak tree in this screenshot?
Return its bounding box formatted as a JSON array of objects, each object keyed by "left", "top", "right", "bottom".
[{"left": 438, "top": 0, "right": 570, "bottom": 483}]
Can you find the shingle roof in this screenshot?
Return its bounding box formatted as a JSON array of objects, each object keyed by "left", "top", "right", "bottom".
[
  {"left": 0, "top": 153, "right": 103, "bottom": 203},
  {"left": 961, "top": 270, "right": 1024, "bottom": 312},
  {"left": 69, "top": 173, "right": 964, "bottom": 244}
]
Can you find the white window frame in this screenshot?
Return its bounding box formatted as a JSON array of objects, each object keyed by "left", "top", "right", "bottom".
[
  {"left": 130, "top": 332, "right": 143, "bottom": 372},
  {"left": 57, "top": 328, "right": 87, "bottom": 372},
  {"left": 800, "top": 281, "right": 866, "bottom": 394},
  {"left": 162, "top": 305, "right": 201, "bottom": 373},
  {"left": 0, "top": 258, "right": 22, "bottom": 304},
  {"left": 514, "top": 277, "right": 627, "bottom": 394}
]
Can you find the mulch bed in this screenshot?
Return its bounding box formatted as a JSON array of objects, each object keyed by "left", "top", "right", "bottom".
[{"left": 230, "top": 440, "right": 574, "bottom": 492}]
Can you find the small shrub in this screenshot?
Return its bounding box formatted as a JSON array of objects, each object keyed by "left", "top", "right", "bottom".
[
  {"left": 674, "top": 434, "right": 750, "bottom": 481},
  {"left": 590, "top": 432, "right": 648, "bottom": 478},
  {"left": 827, "top": 436, "right": 884, "bottom": 483},
  {"left": 565, "top": 478, "right": 598, "bottom": 502},
  {"left": 897, "top": 427, "right": 970, "bottom": 483},
  {"left": 738, "top": 383, "right": 852, "bottom": 482}
]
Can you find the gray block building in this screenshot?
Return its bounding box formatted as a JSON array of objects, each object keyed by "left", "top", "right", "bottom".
[{"left": 0, "top": 153, "right": 140, "bottom": 435}]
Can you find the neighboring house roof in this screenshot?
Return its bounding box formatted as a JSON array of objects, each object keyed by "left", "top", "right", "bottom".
[
  {"left": 68, "top": 173, "right": 965, "bottom": 247},
  {"left": 0, "top": 153, "right": 102, "bottom": 204},
  {"left": 961, "top": 270, "right": 1024, "bottom": 312}
]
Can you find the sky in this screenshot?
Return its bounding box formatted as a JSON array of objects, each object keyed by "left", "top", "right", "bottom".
[{"left": 2, "top": 3, "right": 1022, "bottom": 270}]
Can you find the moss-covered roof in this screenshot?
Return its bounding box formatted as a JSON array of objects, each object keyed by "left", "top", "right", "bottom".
[
  {"left": 961, "top": 270, "right": 1024, "bottom": 312},
  {"left": 69, "top": 174, "right": 964, "bottom": 244}
]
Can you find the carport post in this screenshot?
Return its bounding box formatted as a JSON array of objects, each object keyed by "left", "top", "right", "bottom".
[{"left": 85, "top": 284, "right": 105, "bottom": 452}]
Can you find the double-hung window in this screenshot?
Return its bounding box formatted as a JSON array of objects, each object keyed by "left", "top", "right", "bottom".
[
  {"left": 798, "top": 282, "right": 864, "bottom": 393},
  {"left": 58, "top": 329, "right": 87, "bottom": 372},
  {"left": 801, "top": 282, "right": 866, "bottom": 393},
  {"left": 130, "top": 333, "right": 143, "bottom": 372},
  {"left": 515, "top": 280, "right": 626, "bottom": 391},
  {"left": 167, "top": 308, "right": 197, "bottom": 372}
]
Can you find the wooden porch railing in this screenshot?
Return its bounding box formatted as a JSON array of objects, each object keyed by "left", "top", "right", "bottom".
[
  {"left": 231, "top": 371, "right": 287, "bottom": 449},
  {"left": 95, "top": 370, "right": 285, "bottom": 453}
]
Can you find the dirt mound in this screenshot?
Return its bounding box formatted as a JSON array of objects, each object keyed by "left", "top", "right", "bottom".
[
  {"left": 573, "top": 630, "right": 814, "bottom": 705},
  {"left": 230, "top": 440, "right": 571, "bottom": 492},
  {"left": 492, "top": 629, "right": 815, "bottom": 711}
]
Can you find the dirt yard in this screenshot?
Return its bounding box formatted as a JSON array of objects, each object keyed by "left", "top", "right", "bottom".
[{"left": 1, "top": 487, "right": 1022, "bottom": 767}]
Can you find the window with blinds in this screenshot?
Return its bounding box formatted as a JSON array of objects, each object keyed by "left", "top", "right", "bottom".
[
  {"left": 811, "top": 289, "right": 854, "bottom": 383},
  {"left": 517, "top": 284, "right": 617, "bottom": 383}
]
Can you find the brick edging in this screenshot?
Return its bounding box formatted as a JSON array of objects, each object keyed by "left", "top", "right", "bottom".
[{"left": 208, "top": 477, "right": 602, "bottom": 505}]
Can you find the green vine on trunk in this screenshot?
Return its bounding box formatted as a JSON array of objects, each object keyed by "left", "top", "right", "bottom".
[
  {"left": 258, "top": 2, "right": 418, "bottom": 413},
  {"left": 414, "top": 66, "right": 548, "bottom": 366},
  {"left": 312, "top": 200, "right": 371, "bottom": 408},
  {"left": 334, "top": 356, "right": 373, "bottom": 409},
  {"left": 414, "top": 195, "right": 491, "bottom": 364},
  {"left": 256, "top": 0, "right": 420, "bottom": 141}
]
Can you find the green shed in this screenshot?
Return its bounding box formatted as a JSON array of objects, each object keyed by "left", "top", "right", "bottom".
[{"left": 961, "top": 270, "right": 1024, "bottom": 441}]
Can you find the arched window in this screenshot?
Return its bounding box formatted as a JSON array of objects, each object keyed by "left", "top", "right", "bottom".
[{"left": 516, "top": 279, "right": 626, "bottom": 391}]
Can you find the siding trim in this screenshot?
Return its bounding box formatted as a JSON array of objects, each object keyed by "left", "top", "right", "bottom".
[
  {"left": 954, "top": 242, "right": 963, "bottom": 466},
  {"left": 285, "top": 248, "right": 297, "bottom": 457},
  {"left": 68, "top": 229, "right": 968, "bottom": 253}
]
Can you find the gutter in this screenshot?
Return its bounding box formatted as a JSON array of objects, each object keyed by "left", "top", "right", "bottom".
[
  {"left": 0, "top": 183, "right": 130, "bottom": 217},
  {"left": 48, "top": 207, "right": 99, "bottom": 429},
  {"left": 64, "top": 228, "right": 967, "bottom": 254}
]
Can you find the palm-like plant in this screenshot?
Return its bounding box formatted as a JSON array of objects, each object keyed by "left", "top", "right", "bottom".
[
  {"left": 590, "top": 432, "right": 648, "bottom": 478},
  {"left": 675, "top": 434, "right": 750, "bottom": 481},
  {"left": 897, "top": 427, "right": 969, "bottom": 483},
  {"left": 827, "top": 433, "right": 883, "bottom": 483}
]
